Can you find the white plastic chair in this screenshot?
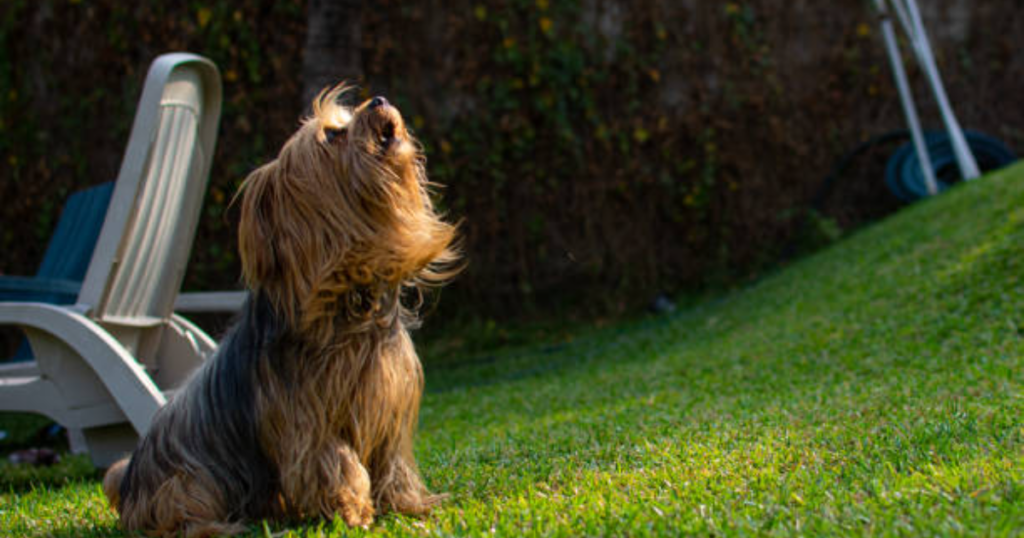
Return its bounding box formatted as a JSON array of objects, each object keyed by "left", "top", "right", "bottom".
[{"left": 0, "top": 53, "right": 222, "bottom": 467}]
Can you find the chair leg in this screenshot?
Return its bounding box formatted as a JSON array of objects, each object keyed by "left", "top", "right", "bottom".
[
  {"left": 67, "top": 427, "right": 89, "bottom": 455},
  {"left": 76, "top": 423, "right": 138, "bottom": 469}
]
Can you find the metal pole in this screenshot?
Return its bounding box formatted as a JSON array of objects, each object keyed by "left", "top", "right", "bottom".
[
  {"left": 873, "top": 0, "right": 939, "bottom": 195},
  {"left": 898, "top": 0, "right": 981, "bottom": 180}
]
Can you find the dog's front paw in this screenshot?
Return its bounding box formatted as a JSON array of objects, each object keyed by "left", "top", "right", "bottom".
[
  {"left": 344, "top": 498, "right": 376, "bottom": 524},
  {"left": 338, "top": 494, "right": 375, "bottom": 528},
  {"left": 332, "top": 444, "right": 374, "bottom": 527}
]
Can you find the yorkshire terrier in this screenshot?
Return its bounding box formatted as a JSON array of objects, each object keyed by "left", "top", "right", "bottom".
[{"left": 103, "top": 87, "right": 460, "bottom": 537}]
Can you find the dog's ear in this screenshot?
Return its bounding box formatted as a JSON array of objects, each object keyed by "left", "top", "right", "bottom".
[{"left": 238, "top": 163, "right": 282, "bottom": 288}]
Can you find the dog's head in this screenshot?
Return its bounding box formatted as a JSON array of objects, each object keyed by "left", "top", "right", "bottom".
[{"left": 238, "top": 86, "right": 459, "bottom": 334}]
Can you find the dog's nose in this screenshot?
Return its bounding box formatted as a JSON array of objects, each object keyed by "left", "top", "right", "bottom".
[{"left": 369, "top": 96, "right": 388, "bottom": 109}]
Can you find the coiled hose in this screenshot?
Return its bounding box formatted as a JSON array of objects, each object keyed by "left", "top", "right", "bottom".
[
  {"left": 884, "top": 130, "right": 1017, "bottom": 201},
  {"left": 812, "top": 129, "right": 1017, "bottom": 209},
  {"left": 783, "top": 129, "right": 1017, "bottom": 262}
]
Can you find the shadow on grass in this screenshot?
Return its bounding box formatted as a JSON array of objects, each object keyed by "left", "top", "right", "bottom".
[
  {"left": 0, "top": 453, "right": 102, "bottom": 493},
  {"left": 20, "top": 527, "right": 123, "bottom": 538},
  {"left": 0, "top": 412, "right": 100, "bottom": 493},
  {"left": 29, "top": 513, "right": 374, "bottom": 538},
  {"left": 422, "top": 307, "right": 706, "bottom": 394}
]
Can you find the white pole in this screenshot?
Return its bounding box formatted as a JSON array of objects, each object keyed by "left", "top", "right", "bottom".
[
  {"left": 898, "top": 0, "right": 981, "bottom": 180},
  {"left": 873, "top": 0, "right": 939, "bottom": 195}
]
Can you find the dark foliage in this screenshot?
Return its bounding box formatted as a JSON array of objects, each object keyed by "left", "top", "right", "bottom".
[{"left": 1, "top": 0, "right": 1021, "bottom": 320}]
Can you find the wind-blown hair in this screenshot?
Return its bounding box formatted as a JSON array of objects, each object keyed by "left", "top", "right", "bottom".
[{"left": 103, "top": 86, "right": 461, "bottom": 538}]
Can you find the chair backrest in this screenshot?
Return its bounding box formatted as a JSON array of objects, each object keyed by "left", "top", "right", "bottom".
[
  {"left": 36, "top": 182, "right": 115, "bottom": 286},
  {"left": 77, "top": 54, "right": 221, "bottom": 341},
  {"left": 5, "top": 179, "right": 111, "bottom": 358}
]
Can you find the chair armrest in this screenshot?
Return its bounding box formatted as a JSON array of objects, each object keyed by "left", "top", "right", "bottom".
[
  {"left": 0, "top": 301, "right": 165, "bottom": 434},
  {"left": 175, "top": 291, "right": 247, "bottom": 313}
]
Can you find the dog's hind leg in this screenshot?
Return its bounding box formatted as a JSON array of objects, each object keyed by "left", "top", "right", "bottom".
[
  {"left": 119, "top": 471, "right": 247, "bottom": 538},
  {"left": 102, "top": 458, "right": 129, "bottom": 511}
]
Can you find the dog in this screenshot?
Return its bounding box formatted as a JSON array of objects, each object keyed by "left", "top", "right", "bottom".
[{"left": 103, "top": 86, "right": 460, "bottom": 537}]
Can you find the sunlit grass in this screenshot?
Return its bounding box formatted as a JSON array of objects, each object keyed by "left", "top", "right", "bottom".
[{"left": 3, "top": 163, "right": 1023, "bottom": 536}]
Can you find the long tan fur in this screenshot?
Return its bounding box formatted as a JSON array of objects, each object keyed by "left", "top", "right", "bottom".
[{"left": 103, "top": 86, "right": 460, "bottom": 537}]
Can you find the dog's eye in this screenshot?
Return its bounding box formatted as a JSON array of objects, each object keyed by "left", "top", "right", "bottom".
[{"left": 324, "top": 127, "right": 347, "bottom": 144}]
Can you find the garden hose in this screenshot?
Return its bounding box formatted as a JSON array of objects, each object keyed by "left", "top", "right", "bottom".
[
  {"left": 884, "top": 130, "right": 1017, "bottom": 202},
  {"left": 812, "top": 129, "right": 1017, "bottom": 209},
  {"left": 784, "top": 129, "right": 1017, "bottom": 263}
]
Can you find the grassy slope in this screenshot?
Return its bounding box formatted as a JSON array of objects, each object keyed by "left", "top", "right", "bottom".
[{"left": 3, "top": 163, "right": 1023, "bottom": 536}]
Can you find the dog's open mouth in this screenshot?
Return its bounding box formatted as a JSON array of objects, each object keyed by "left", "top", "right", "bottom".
[
  {"left": 378, "top": 121, "right": 396, "bottom": 152},
  {"left": 358, "top": 98, "right": 405, "bottom": 157}
]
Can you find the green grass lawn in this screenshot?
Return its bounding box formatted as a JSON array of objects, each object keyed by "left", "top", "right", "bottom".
[{"left": 3, "top": 163, "right": 1024, "bottom": 537}]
